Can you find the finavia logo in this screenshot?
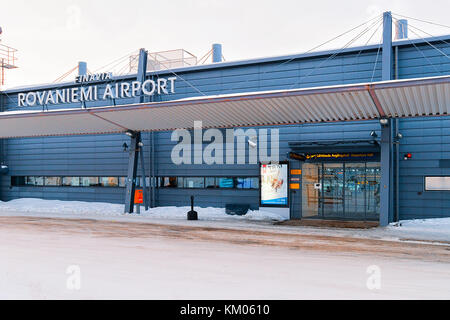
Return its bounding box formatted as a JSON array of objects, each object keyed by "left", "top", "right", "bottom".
[{"left": 171, "top": 121, "right": 279, "bottom": 165}]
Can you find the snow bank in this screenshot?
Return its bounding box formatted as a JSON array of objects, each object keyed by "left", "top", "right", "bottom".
[
  {"left": 0, "top": 198, "right": 287, "bottom": 222},
  {"left": 386, "top": 218, "right": 450, "bottom": 242},
  {"left": 0, "top": 199, "right": 449, "bottom": 243}
]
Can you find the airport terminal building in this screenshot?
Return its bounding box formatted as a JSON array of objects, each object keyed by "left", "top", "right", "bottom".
[{"left": 0, "top": 12, "right": 449, "bottom": 225}]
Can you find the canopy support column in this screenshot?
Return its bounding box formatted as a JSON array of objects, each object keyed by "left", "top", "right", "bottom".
[
  {"left": 379, "top": 122, "right": 392, "bottom": 226},
  {"left": 124, "top": 131, "right": 140, "bottom": 214},
  {"left": 382, "top": 11, "right": 393, "bottom": 81},
  {"left": 124, "top": 47, "right": 149, "bottom": 214},
  {"left": 139, "top": 140, "right": 149, "bottom": 211},
  {"left": 379, "top": 11, "right": 394, "bottom": 227}
]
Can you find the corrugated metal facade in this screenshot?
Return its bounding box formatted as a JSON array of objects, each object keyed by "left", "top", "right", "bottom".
[{"left": 0, "top": 37, "right": 449, "bottom": 219}]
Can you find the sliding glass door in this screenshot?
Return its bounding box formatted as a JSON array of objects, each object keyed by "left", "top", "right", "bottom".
[{"left": 301, "top": 162, "right": 380, "bottom": 220}]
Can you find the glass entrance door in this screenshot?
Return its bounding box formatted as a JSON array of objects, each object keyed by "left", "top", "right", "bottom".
[
  {"left": 321, "top": 163, "right": 344, "bottom": 219},
  {"left": 301, "top": 162, "right": 380, "bottom": 221},
  {"left": 344, "top": 163, "right": 366, "bottom": 219},
  {"left": 301, "top": 163, "right": 320, "bottom": 218}
]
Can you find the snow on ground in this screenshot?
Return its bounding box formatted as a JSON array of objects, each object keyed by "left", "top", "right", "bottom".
[
  {"left": 0, "top": 198, "right": 449, "bottom": 243},
  {"left": 1, "top": 225, "right": 449, "bottom": 299},
  {"left": 0, "top": 198, "right": 449, "bottom": 299},
  {"left": 0, "top": 198, "right": 287, "bottom": 221},
  {"left": 384, "top": 218, "right": 450, "bottom": 242}
]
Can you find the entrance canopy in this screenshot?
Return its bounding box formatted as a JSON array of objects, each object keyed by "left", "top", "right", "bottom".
[{"left": 0, "top": 75, "right": 449, "bottom": 139}]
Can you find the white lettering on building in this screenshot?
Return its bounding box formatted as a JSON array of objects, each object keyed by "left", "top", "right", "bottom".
[{"left": 17, "top": 76, "right": 177, "bottom": 107}]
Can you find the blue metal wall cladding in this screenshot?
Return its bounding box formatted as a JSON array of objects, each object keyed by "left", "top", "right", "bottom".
[
  {"left": 1, "top": 37, "right": 450, "bottom": 219},
  {"left": 397, "top": 117, "right": 450, "bottom": 219}
]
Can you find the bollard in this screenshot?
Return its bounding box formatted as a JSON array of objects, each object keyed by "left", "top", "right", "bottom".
[{"left": 187, "top": 196, "right": 198, "bottom": 221}]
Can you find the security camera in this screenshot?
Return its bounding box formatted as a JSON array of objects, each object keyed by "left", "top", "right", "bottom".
[
  {"left": 248, "top": 140, "right": 257, "bottom": 149},
  {"left": 248, "top": 136, "right": 258, "bottom": 149},
  {"left": 125, "top": 130, "right": 135, "bottom": 138}
]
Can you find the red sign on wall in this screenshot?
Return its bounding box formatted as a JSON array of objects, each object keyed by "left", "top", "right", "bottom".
[{"left": 134, "top": 189, "right": 144, "bottom": 204}]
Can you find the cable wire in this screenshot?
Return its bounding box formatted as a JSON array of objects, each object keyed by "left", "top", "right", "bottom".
[
  {"left": 370, "top": 34, "right": 383, "bottom": 82},
  {"left": 392, "top": 18, "right": 443, "bottom": 75},
  {"left": 222, "top": 14, "right": 383, "bottom": 94},
  {"left": 289, "top": 16, "right": 383, "bottom": 89},
  {"left": 404, "top": 20, "right": 450, "bottom": 48},
  {"left": 392, "top": 12, "right": 450, "bottom": 29}
]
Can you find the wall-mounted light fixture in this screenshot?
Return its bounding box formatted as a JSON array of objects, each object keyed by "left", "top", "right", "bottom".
[
  {"left": 379, "top": 118, "right": 389, "bottom": 126},
  {"left": 370, "top": 131, "right": 378, "bottom": 138},
  {"left": 122, "top": 143, "right": 128, "bottom": 152},
  {"left": 0, "top": 164, "right": 9, "bottom": 174}
]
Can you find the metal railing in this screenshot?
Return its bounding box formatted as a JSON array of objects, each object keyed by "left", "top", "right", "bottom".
[
  {"left": 0, "top": 43, "right": 18, "bottom": 86},
  {"left": 0, "top": 43, "right": 18, "bottom": 69},
  {"left": 129, "top": 49, "right": 197, "bottom": 73}
]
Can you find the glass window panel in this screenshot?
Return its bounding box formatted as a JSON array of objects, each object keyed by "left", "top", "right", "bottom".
[
  {"left": 45, "top": 177, "right": 62, "bottom": 186},
  {"left": 344, "top": 163, "right": 366, "bottom": 219},
  {"left": 62, "top": 177, "right": 80, "bottom": 187},
  {"left": 177, "top": 177, "right": 184, "bottom": 188},
  {"left": 249, "top": 177, "right": 260, "bottom": 189},
  {"left": 25, "top": 177, "right": 33, "bottom": 186},
  {"left": 11, "top": 176, "right": 25, "bottom": 186},
  {"left": 162, "top": 177, "right": 178, "bottom": 188},
  {"left": 366, "top": 163, "right": 381, "bottom": 218},
  {"left": 133, "top": 177, "right": 150, "bottom": 187},
  {"left": 301, "top": 163, "right": 321, "bottom": 218},
  {"left": 218, "top": 177, "right": 234, "bottom": 189},
  {"left": 135, "top": 177, "right": 142, "bottom": 187},
  {"left": 81, "top": 177, "right": 99, "bottom": 187},
  {"left": 205, "top": 177, "right": 217, "bottom": 188},
  {"left": 119, "top": 177, "right": 126, "bottom": 187},
  {"left": 183, "top": 177, "right": 204, "bottom": 189},
  {"left": 236, "top": 177, "right": 260, "bottom": 189},
  {"left": 100, "top": 177, "right": 119, "bottom": 187},
  {"left": 236, "top": 178, "right": 245, "bottom": 189},
  {"left": 26, "top": 176, "right": 44, "bottom": 186},
  {"left": 321, "top": 163, "right": 344, "bottom": 218}
]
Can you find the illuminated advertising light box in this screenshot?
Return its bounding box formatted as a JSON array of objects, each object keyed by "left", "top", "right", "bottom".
[
  {"left": 260, "top": 163, "right": 289, "bottom": 207},
  {"left": 305, "top": 153, "right": 380, "bottom": 162}
]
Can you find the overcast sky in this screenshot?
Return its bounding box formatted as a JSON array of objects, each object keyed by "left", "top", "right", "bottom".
[{"left": 1, "top": 0, "right": 449, "bottom": 89}]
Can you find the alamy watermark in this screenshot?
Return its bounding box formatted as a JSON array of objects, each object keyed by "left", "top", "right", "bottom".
[
  {"left": 66, "top": 265, "right": 81, "bottom": 291},
  {"left": 366, "top": 265, "right": 381, "bottom": 290},
  {"left": 171, "top": 121, "right": 280, "bottom": 165},
  {"left": 66, "top": 5, "right": 82, "bottom": 31}
]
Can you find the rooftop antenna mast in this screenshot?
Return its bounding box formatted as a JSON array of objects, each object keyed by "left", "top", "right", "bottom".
[{"left": 0, "top": 26, "right": 18, "bottom": 87}]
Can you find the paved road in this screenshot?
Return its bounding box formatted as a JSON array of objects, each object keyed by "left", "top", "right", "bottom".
[{"left": 0, "top": 216, "right": 449, "bottom": 299}]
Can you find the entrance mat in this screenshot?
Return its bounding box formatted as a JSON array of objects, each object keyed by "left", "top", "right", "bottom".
[{"left": 276, "top": 219, "right": 379, "bottom": 229}]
